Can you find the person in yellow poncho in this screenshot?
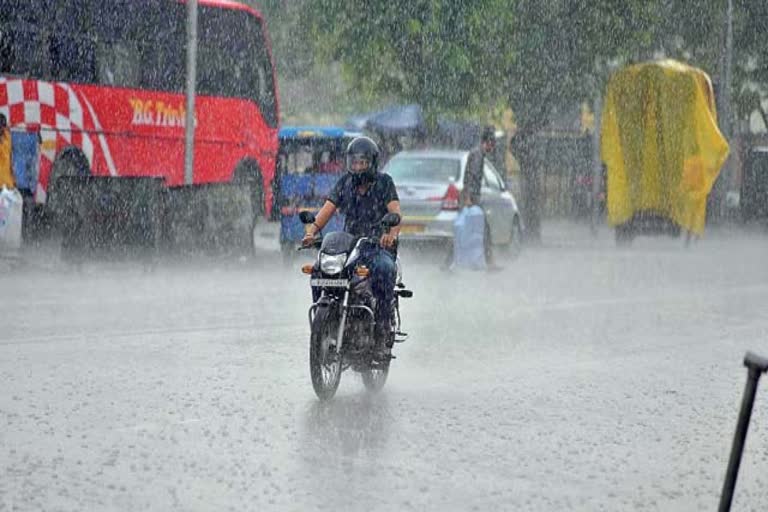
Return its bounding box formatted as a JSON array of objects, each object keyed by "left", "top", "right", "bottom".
[
  {"left": 0, "top": 113, "right": 15, "bottom": 190},
  {"left": 600, "top": 60, "right": 729, "bottom": 239}
]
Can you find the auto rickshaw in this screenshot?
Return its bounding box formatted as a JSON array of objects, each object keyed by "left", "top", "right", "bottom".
[
  {"left": 600, "top": 60, "right": 730, "bottom": 245},
  {"left": 275, "top": 127, "right": 360, "bottom": 262}
]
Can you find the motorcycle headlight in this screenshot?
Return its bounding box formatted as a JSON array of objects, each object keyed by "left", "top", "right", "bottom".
[{"left": 320, "top": 253, "right": 347, "bottom": 275}]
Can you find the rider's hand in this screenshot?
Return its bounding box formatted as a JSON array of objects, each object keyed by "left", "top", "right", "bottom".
[
  {"left": 380, "top": 233, "right": 397, "bottom": 249},
  {"left": 302, "top": 231, "right": 316, "bottom": 247}
]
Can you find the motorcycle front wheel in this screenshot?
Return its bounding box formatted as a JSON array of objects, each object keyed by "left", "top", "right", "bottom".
[{"left": 309, "top": 306, "right": 343, "bottom": 400}]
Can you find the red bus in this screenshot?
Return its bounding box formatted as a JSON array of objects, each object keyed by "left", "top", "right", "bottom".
[{"left": 0, "top": 0, "right": 279, "bottom": 225}]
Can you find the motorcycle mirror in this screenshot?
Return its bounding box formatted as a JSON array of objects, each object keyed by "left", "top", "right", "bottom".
[
  {"left": 298, "top": 211, "right": 316, "bottom": 224},
  {"left": 381, "top": 212, "right": 401, "bottom": 228}
]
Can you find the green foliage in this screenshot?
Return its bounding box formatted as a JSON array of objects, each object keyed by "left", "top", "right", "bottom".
[
  {"left": 249, "top": 0, "right": 313, "bottom": 79},
  {"left": 257, "top": 0, "right": 768, "bottom": 129},
  {"left": 302, "top": 0, "right": 509, "bottom": 118}
]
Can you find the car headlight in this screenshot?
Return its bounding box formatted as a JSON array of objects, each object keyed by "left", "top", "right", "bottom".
[{"left": 320, "top": 253, "right": 347, "bottom": 275}]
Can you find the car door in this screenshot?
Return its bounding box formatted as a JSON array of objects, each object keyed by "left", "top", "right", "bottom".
[{"left": 481, "top": 160, "right": 513, "bottom": 244}]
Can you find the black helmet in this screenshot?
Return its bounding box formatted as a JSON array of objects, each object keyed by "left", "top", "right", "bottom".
[{"left": 345, "top": 136, "right": 380, "bottom": 184}]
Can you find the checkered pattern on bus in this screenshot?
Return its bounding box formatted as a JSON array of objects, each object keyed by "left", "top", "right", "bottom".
[{"left": 0, "top": 78, "right": 112, "bottom": 201}]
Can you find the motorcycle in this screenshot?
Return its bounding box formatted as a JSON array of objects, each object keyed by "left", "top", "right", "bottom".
[{"left": 298, "top": 211, "right": 413, "bottom": 400}]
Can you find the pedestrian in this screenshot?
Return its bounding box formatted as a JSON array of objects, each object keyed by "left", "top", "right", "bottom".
[
  {"left": 0, "top": 113, "right": 14, "bottom": 190},
  {"left": 0, "top": 112, "right": 23, "bottom": 253},
  {"left": 461, "top": 125, "right": 502, "bottom": 271}
]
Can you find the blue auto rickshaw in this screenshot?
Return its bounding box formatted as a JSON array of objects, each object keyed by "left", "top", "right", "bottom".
[{"left": 276, "top": 126, "right": 360, "bottom": 261}]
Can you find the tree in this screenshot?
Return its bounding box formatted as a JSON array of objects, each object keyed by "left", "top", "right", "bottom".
[
  {"left": 303, "top": 0, "right": 509, "bottom": 120},
  {"left": 299, "top": 0, "right": 767, "bottom": 237},
  {"left": 250, "top": 0, "right": 313, "bottom": 79},
  {"left": 502, "top": 0, "right": 761, "bottom": 239},
  {"left": 298, "top": 0, "right": 766, "bottom": 125}
]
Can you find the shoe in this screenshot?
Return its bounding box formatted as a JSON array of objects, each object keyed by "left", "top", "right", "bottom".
[{"left": 486, "top": 263, "right": 504, "bottom": 273}]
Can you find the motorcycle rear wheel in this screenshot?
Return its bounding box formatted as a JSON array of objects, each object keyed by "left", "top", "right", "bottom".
[
  {"left": 361, "top": 361, "right": 389, "bottom": 392},
  {"left": 310, "top": 307, "right": 343, "bottom": 400}
]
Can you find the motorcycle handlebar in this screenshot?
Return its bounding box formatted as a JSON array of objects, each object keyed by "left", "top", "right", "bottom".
[
  {"left": 296, "top": 216, "right": 400, "bottom": 252},
  {"left": 297, "top": 236, "right": 322, "bottom": 251},
  {"left": 296, "top": 235, "right": 397, "bottom": 254}
]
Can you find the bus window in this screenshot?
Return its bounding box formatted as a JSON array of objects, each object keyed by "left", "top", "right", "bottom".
[
  {"left": 49, "top": 34, "right": 96, "bottom": 84},
  {"left": 197, "top": 7, "right": 277, "bottom": 127},
  {"left": 97, "top": 40, "right": 140, "bottom": 88},
  {"left": 198, "top": 8, "right": 255, "bottom": 97},
  {"left": 50, "top": 0, "right": 95, "bottom": 35},
  {"left": 0, "top": 27, "right": 10, "bottom": 72},
  {"left": 251, "top": 21, "right": 278, "bottom": 127},
  {"left": 0, "top": 29, "right": 48, "bottom": 78},
  {"left": 137, "top": 3, "right": 185, "bottom": 93},
  {"left": 140, "top": 36, "right": 184, "bottom": 94},
  {"left": 0, "top": 0, "right": 51, "bottom": 27}
]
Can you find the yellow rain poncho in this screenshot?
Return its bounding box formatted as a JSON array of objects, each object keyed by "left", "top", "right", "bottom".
[{"left": 600, "top": 60, "right": 729, "bottom": 235}]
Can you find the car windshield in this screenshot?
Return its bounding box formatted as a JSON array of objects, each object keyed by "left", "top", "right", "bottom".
[{"left": 384, "top": 157, "right": 461, "bottom": 183}]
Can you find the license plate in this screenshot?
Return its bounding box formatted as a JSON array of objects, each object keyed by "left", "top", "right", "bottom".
[
  {"left": 310, "top": 278, "right": 349, "bottom": 288},
  {"left": 399, "top": 224, "right": 425, "bottom": 234}
]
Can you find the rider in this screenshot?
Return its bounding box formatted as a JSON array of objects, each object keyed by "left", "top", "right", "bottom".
[{"left": 302, "top": 136, "right": 401, "bottom": 360}]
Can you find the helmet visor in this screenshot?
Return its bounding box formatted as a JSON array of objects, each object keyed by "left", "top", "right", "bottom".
[{"left": 346, "top": 153, "right": 370, "bottom": 173}]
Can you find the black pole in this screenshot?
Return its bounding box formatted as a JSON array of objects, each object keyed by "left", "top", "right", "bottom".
[{"left": 718, "top": 352, "right": 768, "bottom": 512}]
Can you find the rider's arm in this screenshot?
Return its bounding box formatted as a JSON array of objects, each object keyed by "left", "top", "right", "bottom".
[
  {"left": 379, "top": 174, "right": 401, "bottom": 248},
  {"left": 306, "top": 200, "right": 337, "bottom": 237},
  {"left": 386, "top": 200, "right": 401, "bottom": 238}
]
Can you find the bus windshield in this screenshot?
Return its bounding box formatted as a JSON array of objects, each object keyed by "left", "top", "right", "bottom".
[{"left": 0, "top": 0, "right": 277, "bottom": 126}]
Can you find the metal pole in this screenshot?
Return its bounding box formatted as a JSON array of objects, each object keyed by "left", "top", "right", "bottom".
[
  {"left": 719, "top": 352, "right": 768, "bottom": 512},
  {"left": 718, "top": 368, "right": 760, "bottom": 512},
  {"left": 184, "top": 0, "right": 198, "bottom": 186}
]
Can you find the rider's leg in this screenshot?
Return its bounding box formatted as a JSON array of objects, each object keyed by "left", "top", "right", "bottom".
[{"left": 367, "top": 247, "right": 397, "bottom": 350}]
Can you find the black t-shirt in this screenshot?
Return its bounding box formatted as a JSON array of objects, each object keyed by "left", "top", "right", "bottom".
[{"left": 328, "top": 172, "right": 399, "bottom": 237}]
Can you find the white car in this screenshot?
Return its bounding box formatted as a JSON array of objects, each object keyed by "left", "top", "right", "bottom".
[{"left": 382, "top": 149, "right": 524, "bottom": 253}]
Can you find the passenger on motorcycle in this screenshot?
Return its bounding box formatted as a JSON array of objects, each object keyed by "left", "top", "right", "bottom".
[{"left": 302, "top": 136, "right": 401, "bottom": 360}]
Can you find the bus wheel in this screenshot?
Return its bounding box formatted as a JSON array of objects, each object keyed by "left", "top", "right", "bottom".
[
  {"left": 232, "top": 161, "right": 264, "bottom": 255},
  {"left": 48, "top": 151, "right": 90, "bottom": 257},
  {"left": 48, "top": 151, "right": 89, "bottom": 219}
]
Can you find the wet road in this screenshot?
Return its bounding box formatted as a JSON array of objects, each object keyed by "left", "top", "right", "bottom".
[{"left": 2, "top": 223, "right": 768, "bottom": 511}]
